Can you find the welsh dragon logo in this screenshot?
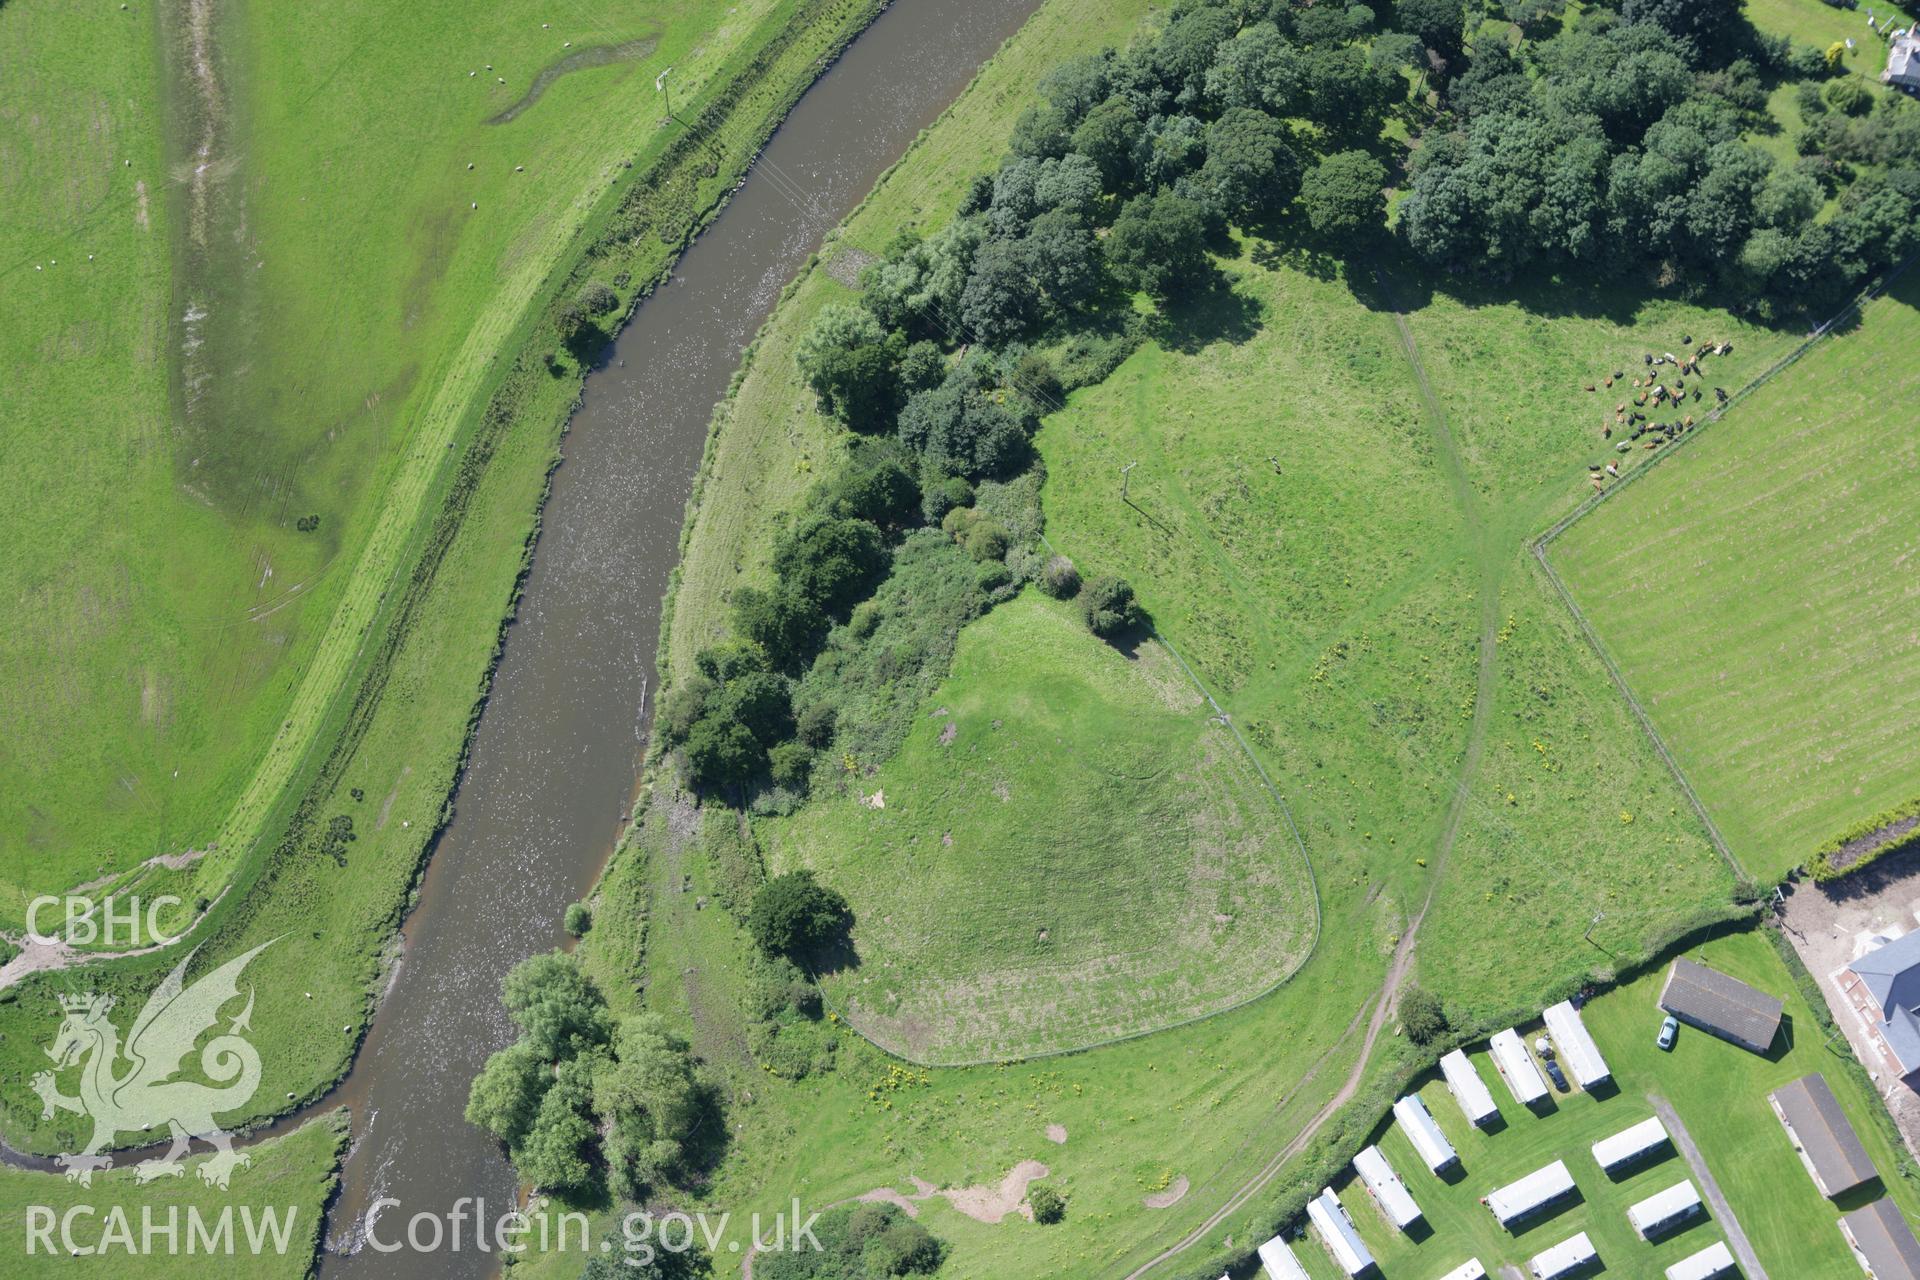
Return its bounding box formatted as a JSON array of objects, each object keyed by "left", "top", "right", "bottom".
[{"left": 32, "top": 941, "right": 271, "bottom": 1189}]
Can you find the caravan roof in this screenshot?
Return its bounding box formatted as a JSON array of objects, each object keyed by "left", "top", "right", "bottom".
[
  {"left": 1353, "top": 1144, "right": 1422, "bottom": 1230},
  {"left": 1542, "top": 1001, "right": 1611, "bottom": 1090},
  {"left": 1489, "top": 1028, "right": 1549, "bottom": 1106},
  {"left": 1441, "top": 1049, "right": 1500, "bottom": 1127},
  {"left": 1488, "top": 1159, "right": 1576, "bottom": 1228},
  {"left": 1307, "top": 1187, "right": 1375, "bottom": 1277},
  {"left": 1592, "top": 1116, "right": 1670, "bottom": 1173},
  {"left": 1529, "top": 1230, "right": 1597, "bottom": 1280},
  {"left": 1437, "top": 1262, "right": 1488, "bottom": 1280},
  {"left": 1664, "top": 1241, "right": 1736, "bottom": 1280},
  {"left": 1393, "top": 1094, "right": 1459, "bottom": 1173},
  {"left": 1627, "top": 1180, "right": 1702, "bottom": 1237},
  {"left": 1255, "top": 1233, "right": 1310, "bottom": 1280}
]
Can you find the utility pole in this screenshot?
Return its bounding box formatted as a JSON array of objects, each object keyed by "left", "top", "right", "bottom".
[
  {"left": 655, "top": 66, "right": 676, "bottom": 122},
  {"left": 1120, "top": 461, "right": 1137, "bottom": 503},
  {"left": 1584, "top": 910, "right": 1605, "bottom": 944}
]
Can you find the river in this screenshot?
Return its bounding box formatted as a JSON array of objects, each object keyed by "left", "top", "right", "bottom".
[{"left": 320, "top": 2, "right": 1042, "bottom": 1275}]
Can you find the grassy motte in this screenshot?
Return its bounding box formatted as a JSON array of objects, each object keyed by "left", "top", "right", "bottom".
[{"left": 765, "top": 592, "right": 1316, "bottom": 1063}]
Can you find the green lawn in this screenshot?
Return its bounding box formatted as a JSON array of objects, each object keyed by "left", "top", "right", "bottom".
[
  {"left": 1292, "top": 926, "right": 1920, "bottom": 1279},
  {"left": 0, "top": 1112, "right": 344, "bottom": 1278},
  {"left": 765, "top": 591, "right": 1316, "bottom": 1063},
  {"left": 1550, "top": 283, "right": 1920, "bottom": 882}
]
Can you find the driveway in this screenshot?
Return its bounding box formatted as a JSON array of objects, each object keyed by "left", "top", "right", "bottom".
[{"left": 1778, "top": 847, "right": 1920, "bottom": 1160}]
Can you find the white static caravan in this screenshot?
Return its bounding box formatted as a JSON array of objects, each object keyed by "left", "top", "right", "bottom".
[
  {"left": 1441, "top": 1049, "right": 1500, "bottom": 1128},
  {"left": 1489, "top": 1028, "right": 1550, "bottom": 1107},
  {"left": 1488, "top": 1159, "right": 1577, "bottom": 1229},
  {"left": 1437, "top": 1261, "right": 1489, "bottom": 1280},
  {"left": 1529, "top": 1230, "right": 1597, "bottom": 1280},
  {"left": 1307, "top": 1187, "right": 1376, "bottom": 1277},
  {"left": 1628, "top": 1180, "right": 1703, "bottom": 1239},
  {"left": 1255, "top": 1233, "right": 1311, "bottom": 1280},
  {"left": 1353, "top": 1144, "right": 1423, "bottom": 1231},
  {"left": 1542, "top": 1000, "right": 1612, "bottom": 1090},
  {"left": 1392, "top": 1094, "right": 1460, "bottom": 1174},
  {"left": 1591, "top": 1115, "right": 1671, "bottom": 1175},
  {"left": 1665, "top": 1241, "right": 1736, "bottom": 1280}
]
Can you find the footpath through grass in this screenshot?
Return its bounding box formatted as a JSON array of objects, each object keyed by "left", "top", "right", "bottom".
[
  {"left": 1550, "top": 282, "right": 1920, "bottom": 883},
  {"left": 0, "top": 1112, "right": 345, "bottom": 1277},
  {"left": 766, "top": 592, "right": 1316, "bottom": 1063}
]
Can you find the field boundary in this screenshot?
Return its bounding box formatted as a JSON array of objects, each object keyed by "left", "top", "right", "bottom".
[
  {"left": 1532, "top": 257, "right": 1918, "bottom": 884},
  {"left": 815, "top": 625, "right": 1325, "bottom": 1069}
]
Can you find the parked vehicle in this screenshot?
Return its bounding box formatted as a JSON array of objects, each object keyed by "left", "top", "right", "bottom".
[
  {"left": 1657, "top": 1015, "right": 1679, "bottom": 1051},
  {"left": 1542, "top": 1056, "right": 1570, "bottom": 1092}
]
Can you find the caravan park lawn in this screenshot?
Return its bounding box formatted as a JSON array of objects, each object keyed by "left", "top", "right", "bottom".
[
  {"left": 1550, "top": 285, "right": 1920, "bottom": 882},
  {"left": 765, "top": 592, "right": 1317, "bottom": 1063},
  {"left": 1295, "top": 926, "right": 1920, "bottom": 1279}
]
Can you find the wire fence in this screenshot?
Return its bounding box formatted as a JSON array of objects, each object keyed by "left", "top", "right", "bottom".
[{"left": 1531, "top": 255, "right": 1918, "bottom": 882}]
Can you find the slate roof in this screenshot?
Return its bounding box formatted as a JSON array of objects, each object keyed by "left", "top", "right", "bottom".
[
  {"left": 1771, "top": 1073, "right": 1879, "bottom": 1198},
  {"left": 1842, "top": 1198, "right": 1920, "bottom": 1280},
  {"left": 1848, "top": 931, "right": 1920, "bottom": 1019},
  {"left": 1659, "top": 958, "right": 1784, "bottom": 1053}
]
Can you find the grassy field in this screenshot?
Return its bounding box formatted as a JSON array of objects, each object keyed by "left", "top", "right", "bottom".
[
  {"left": 0, "top": 0, "right": 893, "bottom": 1154},
  {"left": 1290, "top": 926, "right": 1920, "bottom": 1279},
  {"left": 565, "top": 0, "right": 1885, "bottom": 1274},
  {"left": 0, "top": 1112, "right": 345, "bottom": 1277},
  {"left": 765, "top": 592, "right": 1316, "bottom": 1063},
  {"left": 1550, "top": 283, "right": 1920, "bottom": 882}
]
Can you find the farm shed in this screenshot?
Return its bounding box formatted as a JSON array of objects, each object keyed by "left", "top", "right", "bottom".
[
  {"left": 1393, "top": 1094, "right": 1460, "bottom": 1174},
  {"left": 1353, "top": 1144, "right": 1423, "bottom": 1230},
  {"left": 1490, "top": 1028, "right": 1550, "bottom": 1106},
  {"left": 1665, "top": 1240, "right": 1736, "bottom": 1280},
  {"left": 1542, "top": 1000, "right": 1611, "bottom": 1089},
  {"left": 1591, "top": 1115, "right": 1671, "bottom": 1175},
  {"left": 1441, "top": 1048, "right": 1500, "bottom": 1127},
  {"left": 1529, "top": 1230, "right": 1597, "bottom": 1280},
  {"left": 1627, "top": 1179, "right": 1702, "bottom": 1239},
  {"left": 1307, "top": 1187, "right": 1376, "bottom": 1277},
  {"left": 1488, "top": 1159, "right": 1577, "bottom": 1229},
  {"left": 1256, "top": 1232, "right": 1311, "bottom": 1280},
  {"left": 1437, "top": 1261, "right": 1488, "bottom": 1280},
  {"left": 1658, "top": 957, "right": 1784, "bottom": 1054},
  {"left": 1840, "top": 1197, "right": 1920, "bottom": 1280},
  {"left": 1770, "top": 1073, "right": 1879, "bottom": 1199}
]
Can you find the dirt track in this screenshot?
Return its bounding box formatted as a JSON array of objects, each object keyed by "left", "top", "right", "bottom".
[{"left": 1122, "top": 271, "right": 1504, "bottom": 1279}]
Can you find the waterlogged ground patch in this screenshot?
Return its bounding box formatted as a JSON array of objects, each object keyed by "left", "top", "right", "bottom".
[
  {"left": 765, "top": 594, "right": 1316, "bottom": 1063},
  {"left": 487, "top": 33, "right": 660, "bottom": 126}
]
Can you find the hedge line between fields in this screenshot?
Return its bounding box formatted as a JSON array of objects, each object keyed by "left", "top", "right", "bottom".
[{"left": 1809, "top": 795, "right": 1920, "bottom": 882}]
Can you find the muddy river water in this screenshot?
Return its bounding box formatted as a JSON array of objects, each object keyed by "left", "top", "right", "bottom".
[{"left": 318, "top": 2, "right": 1041, "bottom": 1275}]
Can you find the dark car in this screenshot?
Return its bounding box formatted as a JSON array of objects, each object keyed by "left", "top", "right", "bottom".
[{"left": 1542, "top": 1056, "right": 1569, "bottom": 1092}]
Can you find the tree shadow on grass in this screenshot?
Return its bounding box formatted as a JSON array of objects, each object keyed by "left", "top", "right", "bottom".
[{"left": 1154, "top": 274, "right": 1261, "bottom": 354}]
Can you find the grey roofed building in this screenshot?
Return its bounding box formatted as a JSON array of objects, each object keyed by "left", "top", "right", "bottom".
[
  {"left": 1887, "top": 27, "right": 1920, "bottom": 93},
  {"left": 1841, "top": 1198, "right": 1920, "bottom": 1280},
  {"left": 1770, "top": 1074, "right": 1879, "bottom": 1199},
  {"left": 1845, "top": 932, "right": 1920, "bottom": 1077},
  {"left": 1658, "top": 957, "right": 1784, "bottom": 1054}
]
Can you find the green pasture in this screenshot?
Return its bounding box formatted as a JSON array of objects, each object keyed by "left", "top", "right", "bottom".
[
  {"left": 764, "top": 592, "right": 1316, "bottom": 1064},
  {"left": 1551, "top": 283, "right": 1920, "bottom": 882},
  {"left": 1293, "top": 926, "right": 1920, "bottom": 1279},
  {"left": 0, "top": 1112, "right": 344, "bottom": 1278},
  {"left": 0, "top": 0, "right": 892, "bottom": 1155},
  {"left": 0, "top": 0, "right": 792, "bottom": 922}
]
